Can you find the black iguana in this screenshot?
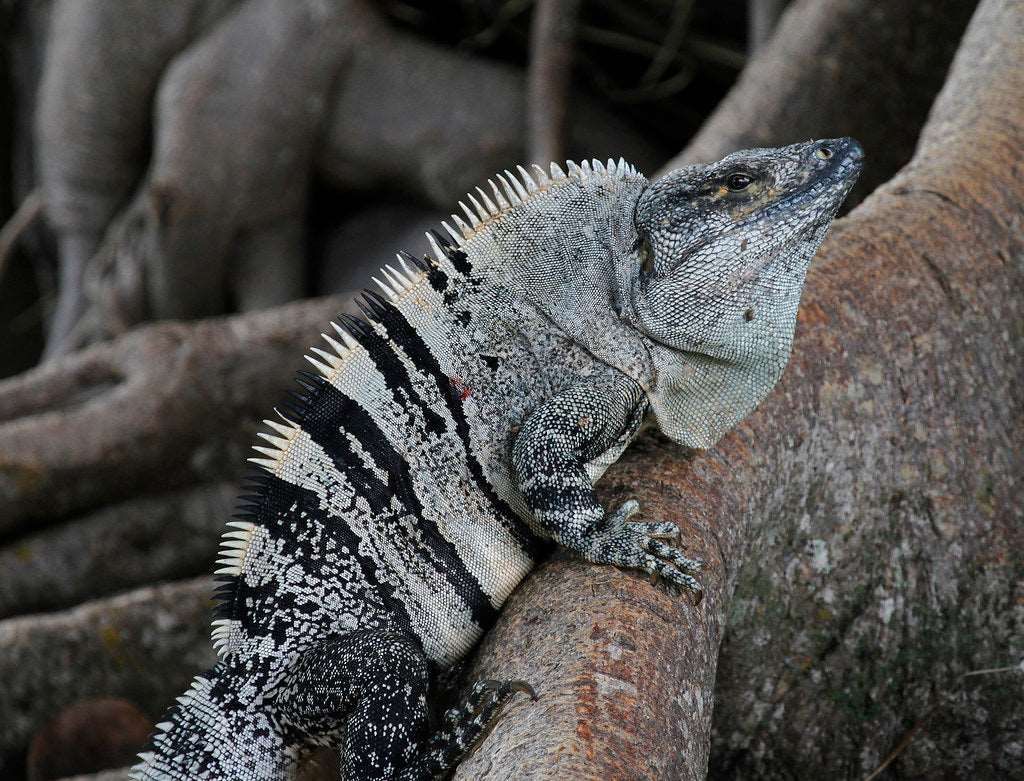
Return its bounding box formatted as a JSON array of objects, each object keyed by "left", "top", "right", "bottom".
[{"left": 132, "top": 138, "right": 862, "bottom": 780}]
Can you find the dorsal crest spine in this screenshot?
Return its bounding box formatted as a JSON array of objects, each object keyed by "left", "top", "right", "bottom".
[{"left": 441, "top": 158, "right": 641, "bottom": 246}]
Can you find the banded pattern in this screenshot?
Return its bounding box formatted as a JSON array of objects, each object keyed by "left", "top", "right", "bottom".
[
  {"left": 135, "top": 159, "right": 650, "bottom": 780},
  {"left": 204, "top": 157, "right": 649, "bottom": 668},
  {"left": 134, "top": 139, "right": 860, "bottom": 780}
]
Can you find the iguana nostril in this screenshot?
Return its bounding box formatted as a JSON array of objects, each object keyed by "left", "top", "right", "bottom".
[{"left": 815, "top": 145, "right": 834, "bottom": 160}]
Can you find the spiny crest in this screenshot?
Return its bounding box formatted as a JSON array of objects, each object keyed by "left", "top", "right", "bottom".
[
  {"left": 377, "top": 158, "right": 642, "bottom": 285},
  {"left": 210, "top": 617, "right": 241, "bottom": 658},
  {"left": 369, "top": 251, "right": 432, "bottom": 303},
  {"left": 211, "top": 156, "right": 643, "bottom": 645},
  {"left": 210, "top": 409, "right": 304, "bottom": 636},
  {"left": 299, "top": 323, "right": 364, "bottom": 388},
  {"left": 441, "top": 157, "right": 641, "bottom": 247},
  {"left": 215, "top": 519, "right": 258, "bottom": 577}
]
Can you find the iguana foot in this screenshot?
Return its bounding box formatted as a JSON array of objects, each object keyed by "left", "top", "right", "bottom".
[
  {"left": 420, "top": 678, "right": 537, "bottom": 774},
  {"left": 589, "top": 499, "right": 704, "bottom": 603}
]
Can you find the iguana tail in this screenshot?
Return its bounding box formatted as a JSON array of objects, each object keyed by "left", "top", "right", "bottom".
[{"left": 130, "top": 662, "right": 296, "bottom": 780}]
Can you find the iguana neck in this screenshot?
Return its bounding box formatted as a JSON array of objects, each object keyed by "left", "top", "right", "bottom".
[{"left": 460, "top": 163, "right": 657, "bottom": 386}]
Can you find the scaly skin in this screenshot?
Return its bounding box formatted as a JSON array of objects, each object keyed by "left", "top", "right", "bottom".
[{"left": 134, "top": 140, "right": 862, "bottom": 780}]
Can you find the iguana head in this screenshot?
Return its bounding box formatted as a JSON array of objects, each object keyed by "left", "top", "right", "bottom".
[{"left": 625, "top": 138, "right": 863, "bottom": 447}]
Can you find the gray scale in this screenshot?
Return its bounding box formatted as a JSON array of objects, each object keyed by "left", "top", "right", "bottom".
[{"left": 133, "top": 142, "right": 862, "bottom": 780}]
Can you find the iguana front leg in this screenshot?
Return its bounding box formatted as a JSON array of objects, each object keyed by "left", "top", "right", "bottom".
[{"left": 512, "top": 371, "right": 703, "bottom": 600}]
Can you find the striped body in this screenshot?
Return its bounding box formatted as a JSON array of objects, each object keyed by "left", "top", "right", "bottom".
[
  {"left": 219, "top": 160, "right": 650, "bottom": 672},
  {"left": 226, "top": 282, "right": 588, "bottom": 669},
  {"left": 134, "top": 160, "right": 653, "bottom": 779},
  {"left": 135, "top": 139, "right": 862, "bottom": 778}
]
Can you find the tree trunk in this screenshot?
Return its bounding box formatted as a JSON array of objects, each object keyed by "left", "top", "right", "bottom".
[
  {"left": 456, "top": 0, "right": 1023, "bottom": 777},
  {"left": 662, "top": 0, "right": 979, "bottom": 206}
]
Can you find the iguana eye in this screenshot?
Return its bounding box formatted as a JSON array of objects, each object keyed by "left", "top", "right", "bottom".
[{"left": 726, "top": 172, "right": 754, "bottom": 191}]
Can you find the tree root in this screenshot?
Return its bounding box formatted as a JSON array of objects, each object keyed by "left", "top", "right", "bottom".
[
  {"left": 0, "top": 482, "right": 235, "bottom": 619},
  {"left": 0, "top": 296, "right": 341, "bottom": 534},
  {"left": 0, "top": 578, "right": 214, "bottom": 771},
  {"left": 40, "top": 0, "right": 661, "bottom": 353}
]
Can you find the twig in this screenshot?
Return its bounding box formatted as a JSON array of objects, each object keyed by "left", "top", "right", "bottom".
[
  {"left": 578, "top": 26, "right": 745, "bottom": 72},
  {"left": 862, "top": 709, "right": 934, "bottom": 781},
  {"left": 0, "top": 189, "right": 43, "bottom": 288},
  {"left": 461, "top": 0, "right": 534, "bottom": 49},
  {"left": 863, "top": 661, "right": 1023, "bottom": 780},
  {"left": 641, "top": 0, "right": 694, "bottom": 86},
  {"left": 527, "top": 0, "right": 581, "bottom": 166}
]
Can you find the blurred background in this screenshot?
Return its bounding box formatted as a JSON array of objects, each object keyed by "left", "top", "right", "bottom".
[
  {"left": 0, "top": 0, "right": 754, "bottom": 376},
  {"left": 0, "top": 0, "right": 993, "bottom": 779},
  {"left": 0, "top": 0, "right": 973, "bottom": 376}
]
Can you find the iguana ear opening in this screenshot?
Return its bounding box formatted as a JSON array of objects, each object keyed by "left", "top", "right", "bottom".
[
  {"left": 632, "top": 164, "right": 709, "bottom": 280},
  {"left": 638, "top": 236, "right": 654, "bottom": 276}
]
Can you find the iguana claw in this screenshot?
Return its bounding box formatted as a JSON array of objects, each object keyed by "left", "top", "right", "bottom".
[{"left": 508, "top": 679, "right": 539, "bottom": 701}]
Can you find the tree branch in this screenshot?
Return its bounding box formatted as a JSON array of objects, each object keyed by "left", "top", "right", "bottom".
[{"left": 527, "top": 0, "right": 581, "bottom": 166}]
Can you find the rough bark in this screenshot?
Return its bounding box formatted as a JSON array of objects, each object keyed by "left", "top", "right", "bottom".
[
  {"left": 454, "top": 443, "right": 734, "bottom": 781},
  {"left": 0, "top": 296, "right": 341, "bottom": 534},
  {"left": 661, "top": 0, "right": 978, "bottom": 206},
  {"left": 458, "top": 0, "right": 1023, "bottom": 778}
]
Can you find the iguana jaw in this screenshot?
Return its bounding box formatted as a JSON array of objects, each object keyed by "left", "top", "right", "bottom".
[{"left": 626, "top": 138, "right": 863, "bottom": 356}]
